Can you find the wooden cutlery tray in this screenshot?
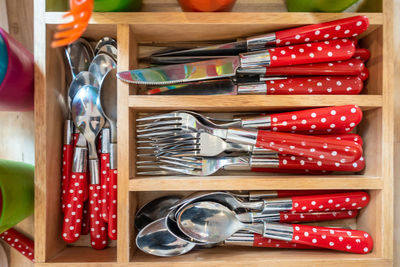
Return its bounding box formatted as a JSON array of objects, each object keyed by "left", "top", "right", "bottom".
[{"left": 35, "top": 0, "right": 393, "bottom": 265}]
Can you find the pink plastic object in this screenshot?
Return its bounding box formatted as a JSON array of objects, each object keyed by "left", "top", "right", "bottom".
[
  {"left": 290, "top": 224, "right": 373, "bottom": 253},
  {"left": 275, "top": 16, "right": 369, "bottom": 47},
  {"left": 0, "top": 28, "right": 33, "bottom": 111},
  {"left": 268, "top": 39, "right": 355, "bottom": 67}
]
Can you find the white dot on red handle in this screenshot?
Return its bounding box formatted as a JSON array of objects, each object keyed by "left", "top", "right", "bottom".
[
  {"left": 347, "top": 231, "right": 352, "bottom": 236},
  {"left": 69, "top": 226, "right": 74, "bottom": 230},
  {"left": 351, "top": 108, "right": 357, "bottom": 113},
  {"left": 294, "top": 236, "right": 299, "bottom": 240},
  {"left": 329, "top": 242, "right": 334, "bottom": 246},
  {"left": 309, "top": 53, "right": 314, "bottom": 58},
  {"left": 312, "top": 228, "right": 317, "bottom": 233},
  {"left": 304, "top": 232, "right": 309, "bottom": 237},
  {"left": 312, "top": 239, "right": 317, "bottom": 243},
  {"left": 322, "top": 235, "right": 326, "bottom": 239},
  {"left": 329, "top": 230, "right": 335, "bottom": 234},
  {"left": 112, "top": 229, "right": 116, "bottom": 233},
  {"left": 339, "top": 236, "right": 343, "bottom": 241},
  {"left": 272, "top": 56, "right": 277, "bottom": 60},
  {"left": 302, "top": 206, "right": 307, "bottom": 210},
  {"left": 345, "top": 30, "right": 350, "bottom": 34}
]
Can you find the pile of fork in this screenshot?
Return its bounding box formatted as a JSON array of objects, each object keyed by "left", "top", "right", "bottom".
[{"left": 137, "top": 105, "right": 365, "bottom": 176}]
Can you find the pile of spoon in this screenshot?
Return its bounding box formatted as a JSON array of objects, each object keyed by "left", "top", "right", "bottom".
[
  {"left": 61, "top": 37, "right": 118, "bottom": 250},
  {"left": 135, "top": 190, "right": 373, "bottom": 257}
]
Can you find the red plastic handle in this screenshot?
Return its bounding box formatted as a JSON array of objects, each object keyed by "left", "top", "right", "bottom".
[
  {"left": 255, "top": 131, "right": 363, "bottom": 163},
  {"left": 108, "top": 169, "right": 118, "bottom": 240},
  {"left": 62, "top": 172, "right": 86, "bottom": 243},
  {"left": 275, "top": 15, "right": 369, "bottom": 46},
  {"left": 250, "top": 168, "right": 330, "bottom": 175},
  {"left": 290, "top": 224, "right": 373, "bottom": 253},
  {"left": 265, "top": 58, "right": 364, "bottom": 76},
  {"left": 89, "top": 185, "right": 107, "bottom": 250},
  {"left": 278, "top": 155, "right": 365, "bottom": 172},
  {"left": 253, "top": 234, "right": 314, "bottom": 249},
  {"left": 316, "top": 133, "right": 363, "bottom": 146},
  {"left": 72, "top": 133, "right": 80, "bottom": 147},
  {"left": 279, "top": 210, "right": 358, "bottom": 223},
  {"left": 359, "top": 67, "right": 369, "bottom": 81},
  {"left": 354, "top": 48, "right": 371, "bottom": 61},
  {"left": 61, "top": 144, "right": 73, "bottom": 212},
  {"left": 270, "top": 105, "right": 362, "bottom": 133},
  {"left": 0, "top": 228, "right": 35, "bottom": 261},
  {"left": 291, "top": 191, "right": 369, "bottom": 212},
  {"left": 265, "top": 76, "right": 363, "bottom": 95},
  {"left": 269, "top": 39, "right": 355, "bottom": 67},
  {"left": 100, "top": 153, "right": 110, "bottom": 222},
  {"left": 81, "top": 201, "right": 90, "bottom": 235},
  {"left": 276, "top": 190, "right": 347, "bottom": 198}
]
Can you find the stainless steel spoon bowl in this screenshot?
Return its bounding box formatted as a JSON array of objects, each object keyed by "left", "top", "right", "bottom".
[
  {"left": 136, "top": 218, "right": 196, "bottom": 257},
  {"left": 99, "top": 68, "right": 118, "bottom": 142},
  {"left": 95, "top": 37, "right": 118, "bottom": 62},
  {"left": 65, "top": 38, "right": 95, "bottom": 78},
  {"left": 68, "top": 71, "right": 99, "bottom": 113},
  {"left": 88, "top": 53, "right": 117, "bottom": 85}
]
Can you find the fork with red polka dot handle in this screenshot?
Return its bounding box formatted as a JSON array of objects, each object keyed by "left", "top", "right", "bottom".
[
  {"left": 62, "top": 146, "right": 87, "bottom": 243},
  {"left": 155, "top": 16, "right": 368, "bottom": 57},
  {"left": 0, "top": 228, "right": 34, "bottom": 261},
  {"left": 235, "top": 105, "right": 363, "bottom": 133}
]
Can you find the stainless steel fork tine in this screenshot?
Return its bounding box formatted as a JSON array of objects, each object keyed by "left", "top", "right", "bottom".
[
  {"left": 136, "top": 113, "right": 177, "bottom": 122},
  {"left": 151, "top": 132, "right": 199, "bottom": 142},
  {"left": 137, "top": 146, "right": 155, "bottom": 150},
  {"left": 159, "top": 155, "right": 201, "bottom": 163},
  {"left": 137, "top": 130, "right": 184, "bottom": 138},
  {"left": 136, "top": 120, "right": 182, "bottom": 129},
  {"left": 137, "top": 170, "right": 183, "bottom": 176},
  {"left": 136, "top": 125, "right": 182, "bottom": 133},
  {"left": 136, "top": 140, "right": 153, "bottom": 144},
  {"left": 159, "top": 158, "right": 201, "bottom": 168},
  {"left": 159, "top": 165, "right": 201, "bottom": 176}
]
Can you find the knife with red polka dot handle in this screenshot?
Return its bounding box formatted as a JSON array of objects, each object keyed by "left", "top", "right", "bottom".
[
  {"left": 108, "top": 143, "right": 117, "bottom": 240},
  {"left": 238, "top": 58, "right": 365, "bottom": 77},
  {"left": 277, "top": 210, "right": 358, "bottom": 223},
  {"left": 278, "top": 223, "right": 373, "bottom": 253},
  {"left": 153, "top": 16, "right": 368, "bottom": 56},
  {"left": 0, "top": 228, "right": 35, "bottom": 261},
  {"left": 237, "top": 76, "right": 363, "bottom": 95},
  {"left": 238, "top": 105, "right": 362, "bottom": 133},
  {"left": 354, "top": 48, "right": 370, "bottom": 61},
  {"left": 62, "top": 147, "right": 87, "bottom": 243},
  {"left": 89, "top": 184, "right": 107, "bottom": 250}
]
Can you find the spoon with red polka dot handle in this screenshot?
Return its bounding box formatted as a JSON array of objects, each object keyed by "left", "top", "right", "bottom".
[
  {"left": 0, "top": 228, "right": 34, "bottom": 261},
  {"left": 119, "top": 39, "right": 356, "bottom": 85},
  {"left": 234, "top": 105, "right": 363, "bottom": 133},
  {"left": 178, "top": 201, "right": 373, "bottom": 254},
  {"left": 153, "top": 16, "right": 368, "bottom": 57}
]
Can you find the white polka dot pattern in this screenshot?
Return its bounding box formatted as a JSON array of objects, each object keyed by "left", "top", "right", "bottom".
[
  {"left": 62, "top": 172, "right": 86, "bottom": 243},
  {"left": 315, "top": 133, "right": 363, "bottom": 146},
  {"left": 290, "top": 224, "right": 373, "bottom": 253},
  {"left": 270, "top": 105, "right": 363, "bottom": 133},
  {"left": 353, "top": 48, "right": 370, "bottom": 62},
  {"left": 0, "top": 228, "right": 35, "bottom": 261},
  {"left": 253, "top": 234, "right": 314, "bottom": 249},
  {"left": 275, "top": 16, "right": 369, "bottom": 48},
  {"left": 251, "top": 167, "right": 330, "bottom": 175},
  {"left": 290, "top": 192, "right": 369, "bottom": 213},
  {"left": 359, "top": 68, "right": 369, "bottom": 81},
  {"left": 80, "top": 201, "right": 90, "bottom": 235},
  {"left": 279, "top": 210, "right": 358, "bottom": 223},
  {"left": 264, "top": 58, "right": 365, "bottom": 77},
  {"left": 100, "top": 153, "right": 110, "bottom": 223},
  {"left": 278, "top": 155, "right": 365, "bottom": 172},
  {"left": 265, "top": 76, "right": 363, "bottom": 95},
  {"left": 255, "top": 131, "right": 362, "bottom": 163},
  {"left": 268, "top": 39, "right": 355, "bottom": 67},
  {"left": 89, "top": 185, "right": 107, "bottom": 249},
  {"left": 108, "top": 169, "right": 118, "bottom": 240},
  {"left": 61, "top": 143, "right": 73, "bottom": 213}
]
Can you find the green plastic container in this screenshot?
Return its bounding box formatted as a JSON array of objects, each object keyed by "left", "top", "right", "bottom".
[
  {"left": 0, "top": 160, "right": 34, "bottom": 234},
  {"left": 286, "top": 0, "right": 359, "bottom": 12},
  {"left": 94, "top": 0, "right": 142, "bottom": 12}
]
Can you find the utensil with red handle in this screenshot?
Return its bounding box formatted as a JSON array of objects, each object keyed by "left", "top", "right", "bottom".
[
  {"left": 100, "top": 128, "right": 110, "bottom": 222},
  {"left": 61, "top": 120, "right": 74, "bottom": 212},
  {"left": 108, "top": 143, "right": 117, "bottom": 240},
  {"left": 234, "top": 190, "right": 348, "bottom": 200},
  {"left": 225, "top": 233, "right": 315, "bottom": 249},
  {"left": 89, "top": 184, "right": 108, "bottom": 249},
  {"left": 81, "top": 201, "right": 90, "bottom": 235},
  {"left": 62, "top": 146, "right": 87, "bottom": 243},
  {"left": 153, "top": 15, "right": 368, "bottom": 57},
  {"left": 354, "top": 48, "right": 370, "bottom": 61},
  {"left": 0, "top": 228, "right": 34, "bottom": 262}
]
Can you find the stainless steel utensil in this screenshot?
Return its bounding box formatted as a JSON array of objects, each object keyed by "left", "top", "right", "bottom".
[
  {"left": 88, "top": 53, "right": 117, "bottom": 84},
  {"left": 64, "top": 38, "right": 95, "bottom": 78},
  {"left": 95, "top": 37, "right": 118, "bottom": 62}
]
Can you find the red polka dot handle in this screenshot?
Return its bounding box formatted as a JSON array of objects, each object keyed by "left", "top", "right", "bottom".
[
  {"left": 81, "top": 201, "right": 90, "bottom": 235},
  {"left": 290, "top": 191, "right": 369, "bottom": 213},
  {"left": 268, "top": 39, "right": 355, "bottom": 67},
  {"left": 89, "top": 185, "right": 107, "bottom": 250},
  {"left": 250, "top": 168, "right": 330, "bottom": 175},
  {"left": 72, "top": 133, "right": 80, "bottom": 147},
  {"left": 319, "top": 133, "right": 362, "bottom": 146},
  {"left": 108, "top": 169, "right": 118, "bottom": 240},
  {"left": 61, "top": 144, "right": 73, "bottom": 213},
  {"left": 354, "top": 48, "right": 371, "bottom": 61},
  {"left": 278, "top": 155, "right": 365, "bottom": 172},
  {"left": 359, "top": 67, "right": 369, "bottom": 81},
  {"left": 290, "top": 224, "right": 373, "bottom": 253},
  {"left": 62, "top": 172, "right": 86, "bottom": 243},
  {"left": 264, "top": 58, "right": 365, "bottom": 76},
  {"left": 275, "top": 190, "right": 346, "bottom": 198},
  {"left": 275, "top": 16, "right": 369, "bottom": 47},
  {"left": 100, "top": 153, "right": 110, "bottom": 223},
  {"left": 265, "top": 76, "right": 363, "bottom": 95},
  {"left": 255, "top": 131, "right": 363, "bottom": 163},
  {"left": 279, "top": 210, "right": 358, "bottom": 223},
  {"left": 270, "top": 105, "right": 363, "bottom": 133},
  {"left": 253, "top": 234, "right": 314, "bottom": 249},
  {"left": 0, "top": 228, "right": 35, "bottom": 261}
]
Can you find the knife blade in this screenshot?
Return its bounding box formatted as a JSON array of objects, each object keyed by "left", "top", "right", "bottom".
[
  {"left": 151, "top": 15, "right": 369, "bottom": 57},
  {"left": 146, "top": 76, "right": 363, "bottom": 95},
  {"left": 118, "top": 39, "right": 356, "bottom": 85}
]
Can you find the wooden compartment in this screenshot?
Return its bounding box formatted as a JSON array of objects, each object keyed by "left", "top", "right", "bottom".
[{"left": 34, "top": 0, "right": 393, "bottom": 265}]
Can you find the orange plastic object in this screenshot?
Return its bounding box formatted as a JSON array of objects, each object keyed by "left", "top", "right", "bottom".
[
  {"left": 177, "top": 0, "right": 236, "bottom": 12},
  {"left": 51, "top": 0, "right": 94, "bottom": 48}
]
